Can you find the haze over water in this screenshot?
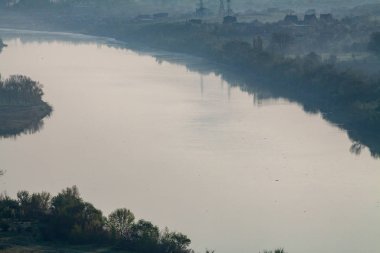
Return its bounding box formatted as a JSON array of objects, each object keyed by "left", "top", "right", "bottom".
[{"left": 0, "top": 30, "right": 379, "bottom": 253}]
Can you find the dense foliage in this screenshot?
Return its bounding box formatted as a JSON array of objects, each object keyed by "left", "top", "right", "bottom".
[
  {"left": 0, "top": 75, "right": 45, "bottom": 106},
  {"left": 0, "top": 74, "right": 52, "bottom": 138},
  {"left": 0, "top": 186, "right": 192, "bottom": 253}
]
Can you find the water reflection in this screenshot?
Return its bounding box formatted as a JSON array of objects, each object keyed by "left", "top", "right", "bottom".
[
  {"left": 1, "top": 28, "right": 379, "bottom": 157},
  {"left": 0, "top": 105, "right": 52, "bottom": 139},
  {"left": 151, "top": 51, "right": 380, "bottom": 158},
  {"left": 0, "top": 28, "right": 121, "bottom": 48}
]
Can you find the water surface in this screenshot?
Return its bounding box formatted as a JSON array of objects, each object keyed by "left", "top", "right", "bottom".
[{"left": 0, "top": 30, "right": 379, "bottom": 253}]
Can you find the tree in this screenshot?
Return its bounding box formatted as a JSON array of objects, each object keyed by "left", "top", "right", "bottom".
[
  {"left": 271, "top": 32, "right": 294, "bottom": 51},
  {"left": 0, "top": 75, "right": 44, "bottom": 105},
  {"left": 107, "top": 208, "right": 135, "bottom": 240},
  {"left": 252, "top": 35, "right": 263, "bottom": 52},
  {"left": 131, "top": 220, "right": 160, "bottom": 252},
  {"left": 368, "top": 32, "right": 380, "bottom": 55},
  {"left": 48, "top": 186, "right": 105, "bottom": 242},
  {"left": 160, "top": 228, "right": 192, "bottom": 253},
  {"left": 17, "top": 191, "right": 51, "bottom": 220}
]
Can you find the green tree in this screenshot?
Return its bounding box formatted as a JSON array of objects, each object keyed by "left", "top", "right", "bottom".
[
  {"left": 107, "top": 208, "right": 135, "bottom": 240},
  {"left": 131, "top": 220, "right": 160, "bottom": 252},
  {"left": 160, "top": 228, "right": 192, "bottom": 253},
  {"left": 0, "top": 75, "right": 44, "bottom": 105},
  {"left": 17, "top": 191, "right": 51, "bottom": 220},
  {"left": 271, "top": 32, "right": 294, "bottom": 50},
  {"left": 48, "top": 186, "right": 105, "bottom": 242}
]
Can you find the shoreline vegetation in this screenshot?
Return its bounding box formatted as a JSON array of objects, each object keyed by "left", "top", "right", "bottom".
[
  {"left": 0, "top": 186, "right": 192, "bottom": 253},
  {"left": 0, "top": 74, "right": 52, "bottom": 137},
  {"left": 0, "top": 186, "right": 285, "bottom": 253}
]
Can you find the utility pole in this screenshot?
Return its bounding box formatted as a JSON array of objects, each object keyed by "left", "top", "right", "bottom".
[
  {"left": 219, "top": 0, "right": 225, "bottom": 18},
  {"left": 226, "top": 0, "right": 233, "bottom": 16}
]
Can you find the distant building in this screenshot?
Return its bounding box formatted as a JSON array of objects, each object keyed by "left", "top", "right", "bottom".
[
  {"left": 223, "top": 15, "right": 237, "bottom": 24},
  {"left": 189, "top": 19, "right": 203, "bottom": 24},
  {"left": 304, "top": 14, "right": 318, "bottom": 24},
  {"left": 305, "top": 9, "right": 316, "bottom": 15},
  {"left": 134, "top": 14, "right": 153, "bottom": 21},
  {"left": 284, "top": 14, "right": 299, "bottom": 24},
  {"left": 153, "top": 13, "right": 169, "bottom": 19},
  {"left": 196, "top": 7, "right": 212, "bottom": 17},
  {"left": 320, "top": 13, "right": 334, "bottom": 22}
]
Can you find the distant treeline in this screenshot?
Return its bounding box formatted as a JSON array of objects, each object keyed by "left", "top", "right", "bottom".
[{"left": 0, "top": 186, "right": 193, "bottom": 253}]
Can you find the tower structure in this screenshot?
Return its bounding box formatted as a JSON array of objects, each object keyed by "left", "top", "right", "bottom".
[
  {"left": 219, "top": 0, "right": 225, "bottom": 18},
  {"left": 223, "top": 0, "right": 237, "bottom": 24},
  {"left": 226, "top": 0, "right": 233, "bottom": 16},
  {"left": 196, "top": 0, "right": 207, "bottom": 17}
]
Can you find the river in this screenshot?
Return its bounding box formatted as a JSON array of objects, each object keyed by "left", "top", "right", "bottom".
[{"left": 0, "top": 29, "right": 379, "bottom": 253}]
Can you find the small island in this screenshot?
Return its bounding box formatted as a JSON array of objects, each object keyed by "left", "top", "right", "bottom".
[
  {"left": 0, "top": 38, "right": 6, "bottom": 51},
  {"left": 0, "top": 75, "right": 52, "bottom": 137}
]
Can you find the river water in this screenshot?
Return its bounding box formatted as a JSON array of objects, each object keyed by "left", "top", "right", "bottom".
[{"left": 0, "top": 29, "right": 379, "bottom": 253}]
